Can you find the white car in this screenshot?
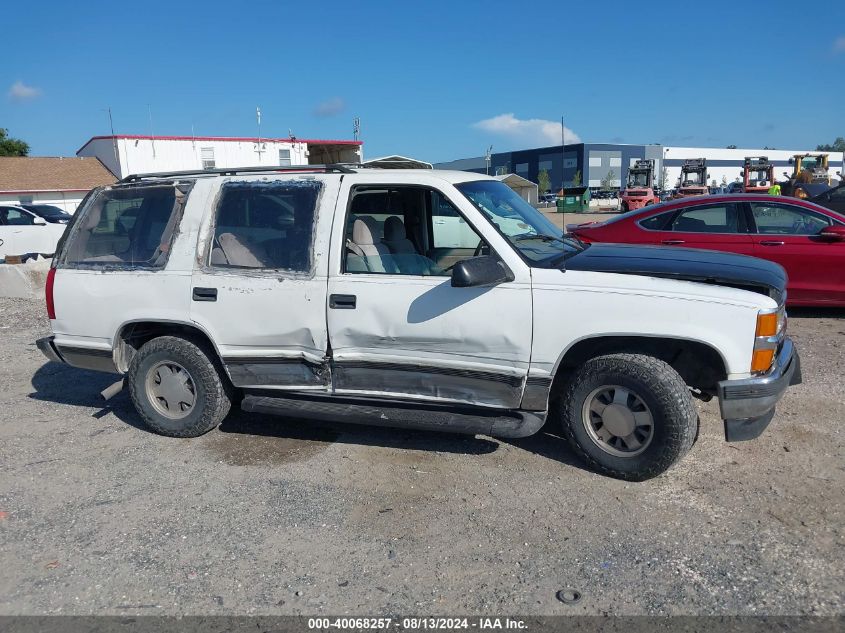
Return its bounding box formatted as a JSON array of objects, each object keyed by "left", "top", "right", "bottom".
[
  {"left": 36, "top": 165, "right": 801, "bottom": 480},
  {"left": 0, "top": 205, "right": 68, "bottom": 259}
]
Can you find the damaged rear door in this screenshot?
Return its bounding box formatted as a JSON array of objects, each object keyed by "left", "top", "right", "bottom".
[{"left": 190, "top": 176, "right": 338, "bottom": 391}]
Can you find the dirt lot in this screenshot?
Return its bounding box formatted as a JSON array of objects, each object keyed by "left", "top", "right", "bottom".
[{"left": 0, "top": 295, "right": 843, "bottom": 616}]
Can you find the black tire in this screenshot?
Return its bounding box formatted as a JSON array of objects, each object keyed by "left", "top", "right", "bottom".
[
  {"left": 128, "top": 335, "right": 231, "bottom": 437},
  {"left": 557, "top": 353, "right": 698, "bottom": 481}
]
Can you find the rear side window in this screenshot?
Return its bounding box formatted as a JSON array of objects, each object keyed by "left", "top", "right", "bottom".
[
  {"left": 669, "top": 203, "right": 745, "bottom": 233},
  {"left": 209, "top": 180, "right": 321, "bottom": 271},
  {"left": 60, "top": 184, "right": 186, "bottom": 268}
]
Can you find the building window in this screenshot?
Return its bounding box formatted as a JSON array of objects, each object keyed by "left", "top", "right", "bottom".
[
  {"left": 201, "top": 148, "right": 216, "bottom": 170},
  {"left": 279, "top": 149, "right": 291, "bottom": 166},
  {"left": 609, "top": 156, "right": 622, "bottom": 167},
  {"left": 563, "top": 157, "right": 577, "bottom": 168},
  {"left": 515, "top": 163, "right": 529, "bottom": 174},
  {"left": 538, "top": 160, "right": 553, "bottom": 171},
  {"left": 589, "top": 156, "right": 602, "bottom": 167}
]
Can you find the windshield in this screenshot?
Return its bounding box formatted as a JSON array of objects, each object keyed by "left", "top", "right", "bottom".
[
  {"left": 628, "top": 172, "right": 650, "bottom": 188},
  {"left": 455, "top": 180, "right": 584, "bottom": 265},
  {"left": 24, "top": 204, "right": 70, "bottom": 219}
]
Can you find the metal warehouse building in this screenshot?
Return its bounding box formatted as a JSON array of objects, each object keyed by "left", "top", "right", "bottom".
[{"left": 435, "top": 144, "right": 843, "bottom": 191}]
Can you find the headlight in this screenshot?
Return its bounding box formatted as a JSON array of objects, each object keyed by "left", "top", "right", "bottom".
[{"left": 751, "top": 306, "right": 786, "bottom": 373}]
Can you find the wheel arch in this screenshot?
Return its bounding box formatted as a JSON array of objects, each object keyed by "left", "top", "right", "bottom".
[
  {"left": 113, "top": 319, "right": 224, "bottom": 375},
  {"left": 549, "top": 334, "right": 729, "bottom": 399}
]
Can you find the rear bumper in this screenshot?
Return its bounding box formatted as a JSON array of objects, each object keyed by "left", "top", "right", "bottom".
[
  {"left": 36, "top": 335, "right": 118, "bottom": 374},
  {"left": 717, "top": 337, "right": 801, "bottom": 441},
  {"left": 36, "top": 336, "right": 65, "bottom": 364}
]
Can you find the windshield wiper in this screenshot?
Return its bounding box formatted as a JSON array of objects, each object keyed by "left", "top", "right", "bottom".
[{"left": 512, "top": 232, "right": 566, "bottom": 243}]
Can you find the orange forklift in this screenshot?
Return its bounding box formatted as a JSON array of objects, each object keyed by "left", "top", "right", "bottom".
[
  {"left": 620, "top": 159, "right": 658, "bottom": 211},
  {"left": 675, "top": 158, "right": 709, "bottom": 198},
  {"left": 742, "top": 156, "right": 774, "bottom": 192}
]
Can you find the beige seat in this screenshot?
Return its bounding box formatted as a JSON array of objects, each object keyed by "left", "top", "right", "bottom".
[
  {"left": 382, "top": 216, "right": 417, "bottom": 255},
  {"left": 213, "top": 232, "right": 272, "bottom": 268},
  {"left": 347, "top": 217, "right": 395, "bottom": 273}
]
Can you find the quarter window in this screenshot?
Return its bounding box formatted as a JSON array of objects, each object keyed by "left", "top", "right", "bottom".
[
  {"left": 210, "top": 180, "right": 321, "bottom": 271},
  {"left": 639, "top": 213, "right": 670, "bottom": 230},
  {"left": 669, "top": 203, "right": 744, "bottom": 233},
  {"left": 750, "top": 203, "right": 831, "bottom": 235},
  {"left": 61, "top": 185, "right": 184, "bottom": 267}
]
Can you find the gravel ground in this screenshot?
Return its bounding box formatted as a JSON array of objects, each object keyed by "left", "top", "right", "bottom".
[{"left": 0, "top": 296, "right": 843, "bottom": 616}]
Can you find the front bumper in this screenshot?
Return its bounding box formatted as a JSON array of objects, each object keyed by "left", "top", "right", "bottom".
[{"left": 717, "top": 336, "right": 801, "bottom": 441}]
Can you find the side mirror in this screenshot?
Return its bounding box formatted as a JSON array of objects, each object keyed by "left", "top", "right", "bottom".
[
  {"left": 32, "top": 216, "right": 47, "bottom": 226},
  {"left": 451, "top": 255, "right": 514, "bottom": 288},
  {"left": 819, "top": 226, "right": 845, "bottom": 242}
]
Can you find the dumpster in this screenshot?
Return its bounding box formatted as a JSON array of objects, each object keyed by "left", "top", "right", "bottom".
[{"left": 555, "top": 186, "right": 591, "bottom": 213}]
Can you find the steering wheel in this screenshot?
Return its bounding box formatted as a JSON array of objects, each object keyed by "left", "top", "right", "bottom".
[
  {"left": 473, "top": 240, "right": 488, "bottom": 257},
  {"left": 442, "top": 241, "right": 488, "bottom": 273}
]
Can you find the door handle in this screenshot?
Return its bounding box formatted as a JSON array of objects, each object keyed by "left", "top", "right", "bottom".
[
  {"left": 192, "top": 287, "right": 218, "bottom": 302},
  {"left": 661, "top": 239, "right": 685, "bottom": 245},
  {"left": 759, "top": 240, "right": 785, "bottom": 246},
  {"left": 329, "top": 294, "right": 357, "bottom": 309}
]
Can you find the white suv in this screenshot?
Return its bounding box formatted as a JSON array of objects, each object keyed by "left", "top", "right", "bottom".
[{"left": 36, "top": 165, "right": 801, "bottom": 480}]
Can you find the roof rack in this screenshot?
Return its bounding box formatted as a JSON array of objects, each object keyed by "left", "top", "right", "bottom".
[{"left": 118, "top": 163, "right": 357, "bottom": 183}]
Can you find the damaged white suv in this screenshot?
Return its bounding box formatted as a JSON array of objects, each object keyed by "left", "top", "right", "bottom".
[{"left": 37, "top": 165, "right": 801, "bottom": 480}]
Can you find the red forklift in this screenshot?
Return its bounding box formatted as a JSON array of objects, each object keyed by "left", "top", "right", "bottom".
[
  {"left": 742, "top": 156, "right": 774, "bottom": 192},
  {"left": 675, "top": 158, "right": 709, "bottom": 198},
  {"left": 620, "top": 159, "right": 658, "bottom": 211}
]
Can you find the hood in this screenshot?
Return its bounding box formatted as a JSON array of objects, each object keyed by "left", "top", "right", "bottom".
[{"left": 565, "top": 243, "right": 786, "bottom": 303}]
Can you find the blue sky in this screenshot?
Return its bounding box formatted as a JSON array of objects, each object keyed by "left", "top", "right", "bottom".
[{"left": 3, "top": 0, "right": 844, "bottom": 162}]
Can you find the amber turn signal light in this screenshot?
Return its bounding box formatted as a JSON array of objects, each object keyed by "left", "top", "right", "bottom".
[
  {"left": 756, "top": 313, "right": 778, "bottom": 337},
  {"left": 751, "top": 349, "right": 775, "bottom": 372}
]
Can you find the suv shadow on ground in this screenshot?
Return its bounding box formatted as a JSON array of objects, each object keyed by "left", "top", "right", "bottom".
[{"left": 27, "top": 361, "right": 601, "bottom": 465}]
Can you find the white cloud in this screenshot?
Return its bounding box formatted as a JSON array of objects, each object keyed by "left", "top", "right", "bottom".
[
  {"left": 473, "top": 113, "right": 581, "bottom": 146},
  {"left": 313, "top": 97, "right": 345, "bottom": 117},
  {"left": 8, "top": 80, "right": 42, "bottom": 102},
  {"left": 834, "top": 36, "right": 845, "bottom": 52}
]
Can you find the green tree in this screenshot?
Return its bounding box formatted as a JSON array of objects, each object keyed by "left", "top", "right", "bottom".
[
  {"left": 816, "top": 137, "right": 845, "bottom": 152},
  {"left": 600, "top": 170, "right": 616, "bottom": 191},
  {"left": 659, "top": 166, "right": 670, "bottom": 190},
  {"left": 726, "top": 144, "right": 737, "bottom": 149},
  {"left": 721, "top": 175, "right": 728, "bottom": 186},
  {"left": 571, "top": 169, "right": 582, "bottom": 187},
  {"left": 0, "top": 128, "right": 29, "bottom": 156},
  {"left": 537, "top": 169, "right": 550, "bottom": 195}
]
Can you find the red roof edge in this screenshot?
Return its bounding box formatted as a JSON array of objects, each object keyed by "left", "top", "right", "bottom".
[{"left": 77, "top": 134, "right": 363, "bottom": 155}]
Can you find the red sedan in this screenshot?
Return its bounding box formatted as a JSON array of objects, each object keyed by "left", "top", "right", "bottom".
[{"left": 567, "top": 194, "right": 845, "bottom": 307}]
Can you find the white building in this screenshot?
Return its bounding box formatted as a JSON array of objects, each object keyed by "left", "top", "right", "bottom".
[
  {"left": 0, "top": 156, "right": 116, "bottom": 213},
  {"left": 76, "top": 134, "right": 364, "bottom": 179}
]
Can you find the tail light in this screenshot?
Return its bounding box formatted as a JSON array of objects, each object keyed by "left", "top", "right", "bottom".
[{"left": 46, "top": 267, "right": 56, "bottom": 319}]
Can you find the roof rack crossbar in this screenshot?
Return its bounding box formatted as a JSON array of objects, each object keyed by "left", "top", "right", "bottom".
[{"left": 118, "top": 163, "right": 356, "bottom": 183}]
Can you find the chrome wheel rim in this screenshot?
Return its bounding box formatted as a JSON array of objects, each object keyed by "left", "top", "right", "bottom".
[
  {"left": 145, "top": 361, "right": 196, "bottom": 420},
  {"left": 581, "top": 385, "right": 654, "bottom": 457}
]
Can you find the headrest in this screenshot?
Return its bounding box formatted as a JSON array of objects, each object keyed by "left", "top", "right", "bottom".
[
  {"left": 383, "top": 216, "right": 406, "bottom": 241},
  {"left": 352, "top": 216, "right": 381, "bottom": 245}
]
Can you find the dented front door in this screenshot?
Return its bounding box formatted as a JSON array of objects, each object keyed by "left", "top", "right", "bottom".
[{"left": 189, "top": 176, "right": 338, "bottom": 391}]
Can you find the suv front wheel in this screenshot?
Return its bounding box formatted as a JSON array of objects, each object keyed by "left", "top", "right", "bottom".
[
  {"left": 128, "top": 336, "right": 232, "bottom": 437},
  {"left": 557, "top": 353, "right": 698, "bottom": 481}
]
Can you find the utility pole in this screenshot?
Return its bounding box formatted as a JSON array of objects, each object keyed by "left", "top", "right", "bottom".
[
  {"left": 560, "top": 116, "right": 565, "bottom": 194},
  {"left": 255, "top": 107, "right": 265, "bottom": 161},
  {"left": 147, "top": 104, "right": 156, "bottom": 159},
  {"left": 353, "top": 117, "right": 361, "bottom": 141},
  {"left": 485, "top": 145, "right": 493, "bottom": 175}
]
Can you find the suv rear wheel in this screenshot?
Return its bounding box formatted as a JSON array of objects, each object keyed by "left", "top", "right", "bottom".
[
  {"left": 128, "top": 336, "right": 231, "bottom": 437},
  {"left": 557, "top": 353, "right": 698, "bottom": 481}
]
